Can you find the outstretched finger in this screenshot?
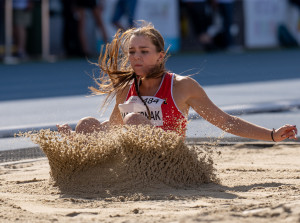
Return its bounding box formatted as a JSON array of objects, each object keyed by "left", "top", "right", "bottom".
[
  {"left": 281, "top": 125, "right": 297, "bottom": 133},
  {"left": 287, "top": 130, "right": 297, "bottom": 140},
  {"left": 281, "top": 129, "right": 297, "bottom": 140}
]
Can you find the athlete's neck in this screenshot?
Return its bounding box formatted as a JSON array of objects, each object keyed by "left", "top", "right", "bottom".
[{"left": 139, "top": 76, "right": 163, "bottom": 96}]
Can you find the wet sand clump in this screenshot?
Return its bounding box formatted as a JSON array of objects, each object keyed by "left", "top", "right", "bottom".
[{"left": 22, "top": 125, "right": 218, "bottom": 197}]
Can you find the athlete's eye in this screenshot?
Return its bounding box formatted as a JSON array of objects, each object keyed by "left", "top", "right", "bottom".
[
  {"left": 141, "top": 51, "right": 148, "bottom": 54},
  {"left": 129, "top": 51, "right": 135, "bottom": 55}
]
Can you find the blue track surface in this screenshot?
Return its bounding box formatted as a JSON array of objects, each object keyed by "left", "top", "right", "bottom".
[{"left": 1, "top": 49, "right": 300, "bottom": 101}]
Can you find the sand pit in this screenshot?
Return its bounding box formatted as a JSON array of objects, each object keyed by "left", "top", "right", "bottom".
[
  {"left": 17, "top": 126, "right": 218, "bottom": 199},
  {"left": 1, "top": 128, "right": 299, "bottom": 222}
]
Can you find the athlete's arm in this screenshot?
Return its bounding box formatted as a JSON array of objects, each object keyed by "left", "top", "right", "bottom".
[
  {"left": 108, "top": 86, "right": 129, "bottom": 126},
  {"left": 109, "top": 103, "right": 123, "bottom": 126},
  {"left": 182, "top": 77, "right": 297, "bottom": 142}
]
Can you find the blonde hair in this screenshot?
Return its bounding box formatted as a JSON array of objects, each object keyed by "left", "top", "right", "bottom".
[{"left": 89, "top": 22, "right": 169, "bottom": 110}]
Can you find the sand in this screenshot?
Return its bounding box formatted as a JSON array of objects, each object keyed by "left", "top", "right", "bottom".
[{"left": 0, "top": 127, "right": 300, "bottom": 222}]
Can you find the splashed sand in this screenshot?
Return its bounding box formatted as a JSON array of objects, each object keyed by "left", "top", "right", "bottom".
[
  {"left": 18, "top": 126, "right": 218, "bottom": 198},
  {"left": 1, "top": 127, "right": 299, "bottom": 223}
]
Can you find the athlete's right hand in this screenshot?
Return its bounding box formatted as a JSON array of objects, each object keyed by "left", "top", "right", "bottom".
[{"left": 56, "top": 124, "right": 72, "bottom": 135}]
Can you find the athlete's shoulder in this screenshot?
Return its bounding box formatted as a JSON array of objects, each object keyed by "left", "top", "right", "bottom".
[
  {"left": 173, "top": 74, "right": 200, "bottom": 87},
  {"left": 173, "top": 74, "right": 205, "bottom": 100}
]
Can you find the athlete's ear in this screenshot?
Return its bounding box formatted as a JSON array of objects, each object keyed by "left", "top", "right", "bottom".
[{"left": 157, "top": 51, "right": 165, "bottom": 63}]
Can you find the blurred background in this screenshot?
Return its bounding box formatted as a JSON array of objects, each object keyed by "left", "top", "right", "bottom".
[{"left": 0, "top": 0, "right": 299, "bottom": 61}]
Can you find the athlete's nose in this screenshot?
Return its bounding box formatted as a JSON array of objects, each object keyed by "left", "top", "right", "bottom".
[{"left": 133, "top": 52, "right": 142, "bottom": 60}]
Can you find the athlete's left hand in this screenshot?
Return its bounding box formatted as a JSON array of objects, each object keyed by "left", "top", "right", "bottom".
[{"left": 273, "top": 125, "right": 298, "bottom": 142}]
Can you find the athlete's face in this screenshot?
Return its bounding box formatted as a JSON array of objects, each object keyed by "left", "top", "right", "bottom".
[{"left": 128, "top": 35, "right": 164, "bottom": 77}]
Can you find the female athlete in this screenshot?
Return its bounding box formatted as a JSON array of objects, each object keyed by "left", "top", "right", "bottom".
[{"left": 57, "top": 22, "right": 297, "bottom": 142}]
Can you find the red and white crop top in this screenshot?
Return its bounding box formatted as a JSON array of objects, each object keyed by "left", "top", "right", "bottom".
[{"left": 118, "top": 73, "right": 187, "bottom": 136}]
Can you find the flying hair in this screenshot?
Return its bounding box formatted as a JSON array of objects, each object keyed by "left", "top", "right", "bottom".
[{"left": 89, "top": 21, "right": 170, "bottom": 114}]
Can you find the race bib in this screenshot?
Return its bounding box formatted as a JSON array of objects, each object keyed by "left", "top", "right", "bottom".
[{"left": 118, "top": 96, "right": 165, "bottom": 126}]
